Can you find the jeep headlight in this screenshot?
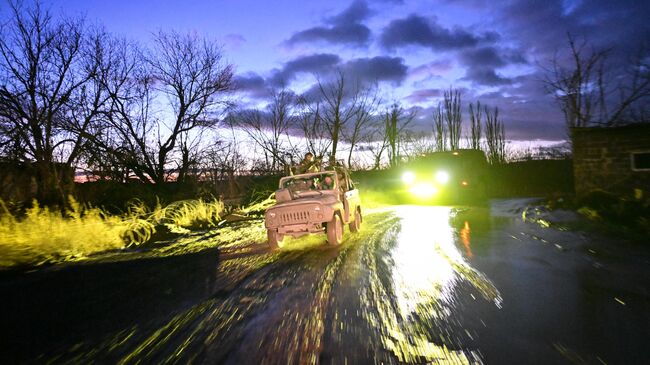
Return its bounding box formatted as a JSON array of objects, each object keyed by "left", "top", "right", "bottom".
[
  {"left": 435, "top": 171, "right": 449, "bottom": 184},
  {"left": 402, "top": 171, "right": 416, "bottom": 185}
]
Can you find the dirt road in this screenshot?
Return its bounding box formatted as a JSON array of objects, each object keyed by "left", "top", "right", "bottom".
[{"left": 2, "top": 200, "right": 649, "bottom": 364}]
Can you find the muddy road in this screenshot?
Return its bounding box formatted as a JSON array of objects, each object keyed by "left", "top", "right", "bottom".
[{"left": 1, "top": 200, "right": 649, "bottom": 364}]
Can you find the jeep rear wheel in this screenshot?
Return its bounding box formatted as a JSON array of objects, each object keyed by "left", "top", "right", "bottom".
[
  {"left": 267, "top": 229, "right": 283, "bottom": 249},
  {"left": 326, "top": 214, "right": 343, "bottom": 246},
  {"left": 349, "top": 209, "right": 362, "bottom": 232}
]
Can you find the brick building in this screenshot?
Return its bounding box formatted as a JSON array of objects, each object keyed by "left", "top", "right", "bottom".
[{"left": 572, "top": 124, "right": 650, "bottom": 200}]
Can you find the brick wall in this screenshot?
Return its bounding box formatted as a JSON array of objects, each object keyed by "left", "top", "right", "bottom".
[{"left": 572, "top": 124, "right": 650, "bottom": 199}]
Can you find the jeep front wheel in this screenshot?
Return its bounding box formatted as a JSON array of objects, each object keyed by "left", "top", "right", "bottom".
[
  {"left": 267, "top": 229, "right": 283, "bottom": 249},
  {"left": 349, "top": 208, "right": 362, "bottom": 232},
  {"left": 326, "top": 214, "right": 343, "bottom": 246}
]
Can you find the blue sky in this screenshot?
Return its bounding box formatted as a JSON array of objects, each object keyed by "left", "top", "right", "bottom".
[{"left": 12, "top": 0, "right": 650, "bottom": 141}]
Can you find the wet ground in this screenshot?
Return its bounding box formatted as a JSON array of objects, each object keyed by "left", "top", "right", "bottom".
[{"left": 1, "top": 199, "right": 649, "bottom": 364}]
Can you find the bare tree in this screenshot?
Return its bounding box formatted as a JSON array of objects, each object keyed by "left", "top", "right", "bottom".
[
  {"left": 342, "top": 87, "right": 378, "bottom": 167},
  {"left": 228, "top": 88, "right": 296, "bottom": 173},
  {"left": 432, "top": 104, "right": 446, "bottom": 152},
  {"left": 467, "top": 101, "right": 483, "bottom": 149},
  {"left": 384, "top": 102, "right": 416, "bottom": 167},
  {"left": 314, "top": 71, "right": 370, "bottom": 165},
  {"left": 543, "top": 33, "right": 650, "bottom": 129},
  {"left": 484, "top": 105, "right": 506, "bottom": 164},
  {"left": 365, "top": 117, "right": 390, "bottom": 170},
  {"left": 146, "top": 31, "right": 233, "bottom": 182},
  {"left": 298, "top": 102, "right": 331, "bottom": 159},
  {"left": 0, "top": 1, "right": 106, "bottom": 202},
  {"left": 402, "top": 130, "right": 435, "bottom": 157},
  {"left": 201, "top": 138, "right": 247, "bottom": 198},
  {"left": 95, "top": 31, "right": 234, "bottom": 184},
  {"left": 444, "top": 88, "right": 463, "bottom": 150}
]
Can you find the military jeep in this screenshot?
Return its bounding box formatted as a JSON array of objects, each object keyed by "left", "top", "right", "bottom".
[{"left": 264, "top": 169, "right": 362, "bottom": 249}]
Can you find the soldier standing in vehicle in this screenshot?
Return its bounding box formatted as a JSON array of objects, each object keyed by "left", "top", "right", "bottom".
[{"left": 296, "top": 152, "right": 319, "bottom": 174}]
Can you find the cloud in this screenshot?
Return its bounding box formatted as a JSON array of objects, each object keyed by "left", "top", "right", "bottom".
[
  {"left": 463, "top": 68, "right": 512, "bottom": 86},
  {"left": 285, "top": 1, "right": 372, "bottom": 47},
  {"left": 457, "top": 46, "right": 527, "bottom": 86},
  {"left": 459, "top": 46, "right": 527, "bottom": 68},
  {"left": 221, "top": 33, "right": 246, "bottom": 49},
  {"left": 380, "top": 14, "right": 498, "bottom": 50},
  {"left": 269, "top": 53, "right": 342, "bottom": 86},
  {"left": 327, "top": 0, "right": 371, "bottom": 25},
  {"left": 233, "top": 72, "right": 268, "bottom": 98},
  {"left": 269, "top": 54, "right": 407, "bottom": 89},
  {"left": 342, "top": 56, "right": 408, "bottom": 84}
]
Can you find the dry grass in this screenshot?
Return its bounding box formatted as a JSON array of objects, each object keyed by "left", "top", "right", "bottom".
[
  {"left": 0, "top": 198, "right": 153, "bottom": 267},
  {"left": 0, "top": 197, "right": 226, "bottom": 268},
  {"left": 151, "top": 198, "right": 225, "bottom": 233}
]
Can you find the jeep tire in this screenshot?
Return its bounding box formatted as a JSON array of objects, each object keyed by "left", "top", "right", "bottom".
[
  {"left": 349, "top": 209, "right": 362, "bottom": 232},
  {"left": 267, "top": 229, "right": 283, "bottom": 249},
  {"left": 326, "top": 213, "right": 343, "bottom": 246}
]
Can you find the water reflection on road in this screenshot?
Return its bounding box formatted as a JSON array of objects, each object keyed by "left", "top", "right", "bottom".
[
  {"left": 365, "top": 206, "right": 501, "bottom": 363},
  {"left": 392, "top": 206, "right": 458, "bottom": 319}
]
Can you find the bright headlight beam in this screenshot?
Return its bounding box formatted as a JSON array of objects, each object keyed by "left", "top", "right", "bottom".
[
  {"left": 435, "top": 171, "right": 449, "bottom": 184},
  {"left": 410, "top": 183, "right": 438, "bottom": 197},
  {"left": 402, "top": 171, "right": 416, "bottom": 185}
]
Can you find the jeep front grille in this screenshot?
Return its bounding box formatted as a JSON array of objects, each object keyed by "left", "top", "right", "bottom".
[{"left": 280, "top": 210, "right": 311, "bottom": 224}]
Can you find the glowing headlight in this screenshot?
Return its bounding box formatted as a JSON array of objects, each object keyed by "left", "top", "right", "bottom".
[
  {"left": 435, "top": 171, "right": 449, "bottom": 184},
  {"left": 409, "top": 183, "right": 438, "bottom": 197},
  {"left": 402, "top": 171, "right": 416, "bottom": 185}
]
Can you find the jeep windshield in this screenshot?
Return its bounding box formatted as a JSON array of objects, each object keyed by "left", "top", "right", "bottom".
[{"left": 281, "top": 172, "right": 337, "bottom": 197}]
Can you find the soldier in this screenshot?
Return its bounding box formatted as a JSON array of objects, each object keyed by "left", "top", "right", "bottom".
[
  {"left": 317, "top": 175, "right": 335, "bottom": 190},
  {"left": 296, "top": 152, "right": 319, "bottom": 174}
]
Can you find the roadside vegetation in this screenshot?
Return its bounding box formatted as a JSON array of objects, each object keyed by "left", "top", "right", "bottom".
[
  {"left": 0, "top": 197, "right": 234, "bottom": 268},
  {"left": 543, "top": 190, "right": 650, "bottom": 241}
]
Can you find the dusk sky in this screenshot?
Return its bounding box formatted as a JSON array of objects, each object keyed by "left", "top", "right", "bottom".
[{"left": 12, "top": 0, "right": 650, "bottom": 142}]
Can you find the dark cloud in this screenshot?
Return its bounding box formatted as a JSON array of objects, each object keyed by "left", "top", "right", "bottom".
[
  {"left": 492, "top": 0, "right": 650, "bottom": 64},
  {"left": 285, "top": 1, "right": 372, "bottom": 47},
  {"left": 342, "top": 56, "right": 408, "bottom": 84},
  {"left": 463, "top": 68, "right": 512, "bottom": 86},
  {"left": 233, "top": 72, "right": 268, "bottom": 98},
  {"left": 327, "top": 0, "right": 371, "bottom": 25},
  {"left": 285, "top": 24, "right": 371, "bottom": 47},
  {"left": 285, "top": 53, "right": 341, "bottom": 73},
  {"left": 458, "top": 46, "right": 527, "bottom": 86},
  {"left": 269, "top": 53, "right": 341, "bottom": 86},
  {"left": 459, "top": 46, "right": 527, "bottom": 68},
  {"left": 380, "top": 14, "right": 498, "bottom": 50}
]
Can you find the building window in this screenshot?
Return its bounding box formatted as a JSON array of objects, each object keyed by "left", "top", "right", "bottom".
[{"left": 631, "top": 152, "right": 650, "bottom": 171}]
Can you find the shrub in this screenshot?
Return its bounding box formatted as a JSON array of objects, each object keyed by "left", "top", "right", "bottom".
[{"left": 0, "top": 198, "right": 154, "bottom": 267}]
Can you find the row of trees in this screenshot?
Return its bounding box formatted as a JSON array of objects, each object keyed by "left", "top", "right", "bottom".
[
  {"left": 228, "top": 80, "right": 508, "bottom": 174},
  {"left": 0, "top": 1, "right": 234, "bottom": 203}
]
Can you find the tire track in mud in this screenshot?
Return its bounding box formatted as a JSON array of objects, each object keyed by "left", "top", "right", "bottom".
[
  {"left": 47, "top": 213, "right": 392, "bottom": 364},
  {"left": 218, "top": 211, "right": 399, "bottom": 365}
]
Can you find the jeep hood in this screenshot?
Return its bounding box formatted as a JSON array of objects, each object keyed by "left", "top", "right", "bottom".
[{"left": 268, "top": 194, "right": 338, "bottom": 211}]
